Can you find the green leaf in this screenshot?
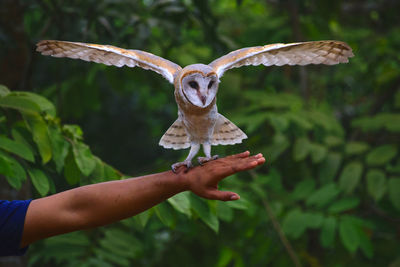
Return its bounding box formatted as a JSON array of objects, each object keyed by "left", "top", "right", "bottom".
[
  {"left": 167, "top": 191, "right": 191, "bottom": 217},
  {"left": 97, "top": 228, "right": 142, "bottom": 264},
  {"left": 225, "top": 197, "right": 250, "bottom": 210},
  {"left": 154, "top": 202, "right": 175, "bottom": 228},
  {"left": 306, "top": 183, "right": 340, "bottom": 208},
  {"left": 46, "top": 231, "right": 90, "bottom": 246},
  {"left": 43, "top": 232, "right": 90, "bottom": 262},
  {"left": 103, "top": 163, "right": 120, "bottom": 180},
  {"left": 366, "top": 145, "right": 397, "bottom": 166},
  {"left": 64, "top": 150, "right": 83, "bottom": 185},
  {"left": 357, "top": 226, "right": 373, "bottom": 259},
  {"left": 7, "top": 157, "right": 27, "bottom": 190},
  {"left": 320, "top": 217, "right": 337, "bottom": 248},
  {"left": 0, "top": 84, "right": 10, "bottom": 97},
  {"left": 0, "top": 92, "right": 56, "bottom": 116},
  {"left": 100, "top": 228, "right": 141, "bottom": 257},
  {"left": 287, "top": 112, "right": 313, "bottom": 130},
  {"left": 216, "top": 202, "right": 234, "bottom": 222},
  {"left": 11, "top": 127, "right": 35, "bottom": 154},
  {"left": 90, "top": 157, "right": 105, "bottom": 182},
  {"left": 291, "top": 179, "right": 316, "bottom": 200},
  {"left": 28, "top": 168, "right": 50, "bottom": 196},
  {"left": 48, "top": 125, "right": 70, "bottom": 172},
  {"left": 190, "top": 195, "right": 219, "bottom": 233},
  {"left": 0, "top": 154, "right": 14, "bottom": 178},
  {"left": 309, "top": 143, "right": 327, "bottom": 163},
  {"left": 269, "top": 115, "right": 289, "bottom": 132},
  {"left": 386, "top": 162, "right": 400, "bottom": 174},
  {"left": 388, "top": 178, "right": 400, "bottom": 211},
  {"left": 324, "top": 136, "right": 343, "bottom": 147},
  {"left": 93, "top": 248, "right": 130, "bottom": 267},
  {"left": 134, "top": 209, "right": 151, "bottom": 228},
  {"left": 338, "top": 161, "right": 363, "bottom": 194},
  {"left": 250, "top": 182, "right": 267, "bottom": 198},
  {"left": 267, "top": 134, "right": 290, "bottom": 161},
  {"left": 366, "top": 169, "right": 386, "bottom": 201},
  {"left": 282, "top": 209, "right": 307, "bottom": 238},
  {"left": 0, "top": 135, "right": 34, "bottom": 162},
  {"left": 0, "top": 93, "right": 41, "bottom": 114},
  {"left": 304, "top": 212, "right": 324, "bottom": 228},
  {"left": 0, "top": 152, "right": 27, "bottom": 189},
  {"left": 216, "top": 247, "right": 234, "bottom": 267},
  {"left": 328, "top": 197, "right": 360, "bottom": 213},
  {"left": 352, "top": 113, "right": 400, "bottom": 133},
  {"left": 339, "top": 216, "right": 360, "bottom": 253},
  {"left": 318, "top": 152, "right": 342, "bottom": 184},
  {"left": 345, "top": 142, "right": 370, "bottom": 155},
  {"left": 293, "top": 137, "right": 310, "bottom": 161},
  {"left": 306, "top": 110, "right": 343, "bottom": 134},
  {"left": 63, "top": 124, "right": 83, "bottom": 141},
  {"left": 23, "top": 113, "right": 52, "bottom": 164},
  {"left": 72, "top": 142, "right": 96, "bottom": 176}
]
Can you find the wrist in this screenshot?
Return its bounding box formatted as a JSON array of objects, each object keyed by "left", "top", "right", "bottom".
[{"left": 173, "top": 169, "right": 191, "bottom": 192}]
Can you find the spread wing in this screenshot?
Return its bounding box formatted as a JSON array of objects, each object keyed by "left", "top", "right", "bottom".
[
  {"left": 36, "top": 40, "right": 182, "bottom": 84},
  {"left": 209, "top": 40, "right": 354, "bottom": 77}
]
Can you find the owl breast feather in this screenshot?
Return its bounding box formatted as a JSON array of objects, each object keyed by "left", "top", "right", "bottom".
[{"left": 180, "top": 107, "right": 218, "bottom": 144}]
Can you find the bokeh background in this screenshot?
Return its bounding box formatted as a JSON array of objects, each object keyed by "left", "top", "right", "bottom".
[{"left": 1, "top": 0, "right": 399, "bottom": 266}]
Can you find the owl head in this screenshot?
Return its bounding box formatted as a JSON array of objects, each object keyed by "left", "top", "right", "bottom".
[{"left": 178, "top": 64, "right": 219, "bottom": 108}]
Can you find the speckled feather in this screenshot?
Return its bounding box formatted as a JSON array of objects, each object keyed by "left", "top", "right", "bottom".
[
  {"left": 36, "top": 40, "right": 181, "bottom": 83},
  {"left": 209, "top": 40, "right": 354, "bottom": 77}
]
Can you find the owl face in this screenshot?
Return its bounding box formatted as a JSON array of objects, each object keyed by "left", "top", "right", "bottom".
[{"left": 180, "top": 64, "right": 219, "bottom": 108}]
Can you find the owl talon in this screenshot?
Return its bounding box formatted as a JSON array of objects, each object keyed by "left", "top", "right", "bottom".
[
  {"left": 197, "top": 155, "right": 219, "bottom": 165},
  {"left": 171, "top": 160, "right": 193, "bottom": 173}
]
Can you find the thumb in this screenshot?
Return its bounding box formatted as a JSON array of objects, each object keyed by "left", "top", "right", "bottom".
[{"left": 205, "top": 189, "right": 240, "bottom": 201}]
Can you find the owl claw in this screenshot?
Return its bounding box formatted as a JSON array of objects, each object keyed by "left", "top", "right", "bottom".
[
  {"left": 171, "top": 160, "right": 193, "bottom": 173},
  {"left": 197, "top": 155, "right": 219, "bottom": 165}
]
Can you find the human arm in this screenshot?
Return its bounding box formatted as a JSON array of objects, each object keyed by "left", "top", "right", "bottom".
[{"left": 21, "top": 151, "right": 265, "bottom": 247}]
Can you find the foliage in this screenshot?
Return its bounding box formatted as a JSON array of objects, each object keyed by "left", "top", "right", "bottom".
[
  {"left": 1, "top": 0, "right": 400, "bottom": 266},
  {"left": 0, "top": 86, "right": 118, "bottom": 193}
]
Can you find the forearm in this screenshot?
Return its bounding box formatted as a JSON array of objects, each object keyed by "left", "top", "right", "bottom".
[
  {"left": 68, "top": 171, "right": 187, "bottom": 226},
  {"left": 22, "top": 171, "right": 187, "bottom": 246}
]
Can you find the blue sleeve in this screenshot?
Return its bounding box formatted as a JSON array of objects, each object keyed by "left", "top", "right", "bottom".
[{"left": 0, "top": 199, "right": 32, "bottom": 257}]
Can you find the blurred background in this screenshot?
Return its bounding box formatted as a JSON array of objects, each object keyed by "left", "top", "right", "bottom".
[{"left": 0, "top": 0, "right": 399, "bottom": 266}]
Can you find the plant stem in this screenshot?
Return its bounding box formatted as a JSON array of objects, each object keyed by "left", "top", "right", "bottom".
[{"left": 250, "top": 170, "right": 302, "bottom": 267}]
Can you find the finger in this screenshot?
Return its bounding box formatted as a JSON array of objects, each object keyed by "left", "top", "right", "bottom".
[
  {"left": 249, "top": 153, "right": 263, "bottom": 160},
  {"left": 213, "top": 155, "right": 265, "bottom": 182},
  {"left": 253, "top": 155, "right": 266, "bottom": 166},
  {"left": 205, "top": 189, "right": 240, "bottom": 201},
  {"left": 235, "top": 156, "right": 265, "bottom": 171},
  {"left": 227, "top": 151, "right": 250, "bottom": 159}
]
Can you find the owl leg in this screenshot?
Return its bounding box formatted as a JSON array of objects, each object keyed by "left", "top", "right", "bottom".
[
  {"left": 197, "top": 143, "right": 219, "bottom": 165},
  {"left": 171, "top": 143, "right": 200, "bottom": 173}
]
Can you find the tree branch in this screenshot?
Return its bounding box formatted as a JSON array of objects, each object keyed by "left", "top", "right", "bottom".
[{"left": 249, "top": 170, "right": 302, "bottom": 267}]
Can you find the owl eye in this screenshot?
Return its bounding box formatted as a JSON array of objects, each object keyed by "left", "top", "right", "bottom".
[
  {"left": 208, "top": 81, "right": 214, "bottom": 89},
  {"left": 188, "top": 81, "right": 199, "bottom": 90}
]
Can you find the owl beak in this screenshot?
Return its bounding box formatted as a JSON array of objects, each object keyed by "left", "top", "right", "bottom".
[{"left": 200, "top": 95, "right": 207, "bottom": 105}]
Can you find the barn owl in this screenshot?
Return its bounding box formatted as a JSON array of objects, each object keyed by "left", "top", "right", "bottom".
[{"left": 36, "top": 40, "right": 353, "bottom": 172}]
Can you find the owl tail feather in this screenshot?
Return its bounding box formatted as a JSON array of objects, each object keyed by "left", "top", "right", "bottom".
[
  {"left": 159, "top": 119, "right": 191, "bottom": 150},
  {"left": 211, "top": 114, "right": 247, "bottom": 145}
]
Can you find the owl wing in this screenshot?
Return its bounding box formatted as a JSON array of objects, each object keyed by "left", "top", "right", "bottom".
[
  {"left": 159, "top": 119, "right": 190, "bottom": 150},
  {"left": 211, "top": 114, "right": 247, "bottom": 145},
  {"left": 209, "top": 40, "right": 354, "bottom": 77},
  {"left": 36, "top": 40, "right": 182, "bottom": 84}
]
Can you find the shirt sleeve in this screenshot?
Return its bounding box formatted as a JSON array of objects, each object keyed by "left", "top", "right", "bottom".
[{"left": 0, "top": 199, "right": 32, "bottom": 257}]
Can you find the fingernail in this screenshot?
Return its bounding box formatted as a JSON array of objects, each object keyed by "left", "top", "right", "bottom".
[{"left": 230, "top": 194, "right": 240, "bottom": 200}]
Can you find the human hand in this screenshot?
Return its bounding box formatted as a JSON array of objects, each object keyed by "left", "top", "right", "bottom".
[{"left": 177, "top": 151, "right": 265, "bottom": 201}]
